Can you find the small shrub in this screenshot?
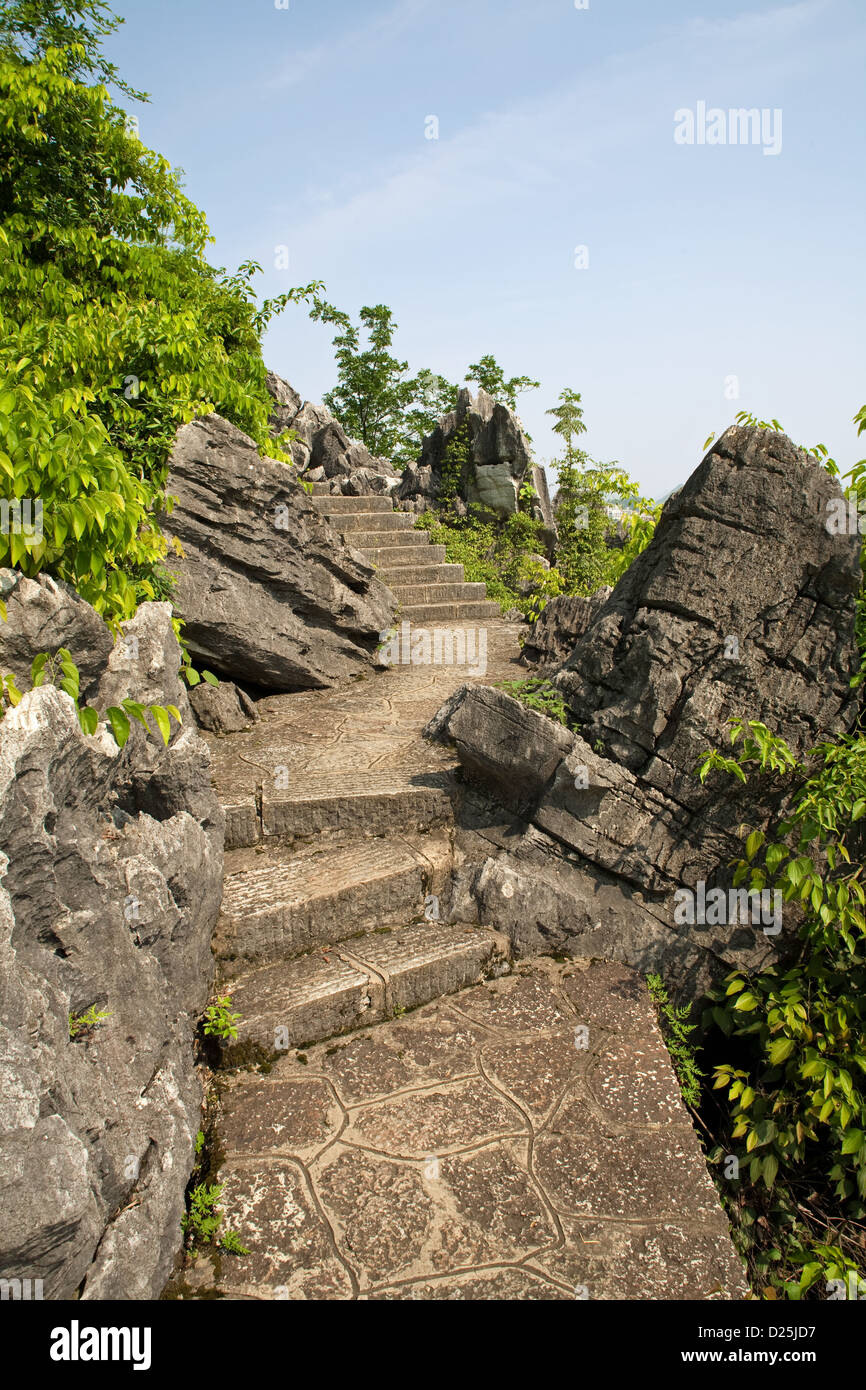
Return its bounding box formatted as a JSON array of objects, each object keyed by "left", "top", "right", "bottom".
[
  {"left": 203, "top": 995, "right": 242, "bottom": 1042},
  {"left": 495, "top": 676, "right": 573, "bottom": 728}
]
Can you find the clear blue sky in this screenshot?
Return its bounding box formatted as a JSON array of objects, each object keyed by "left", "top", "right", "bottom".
[{"left": 104, "top": 0, "right": 865, "bottom": 497}]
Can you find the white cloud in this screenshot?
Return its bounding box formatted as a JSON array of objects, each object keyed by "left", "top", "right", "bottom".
[
  {"left": 268, "top": 0, "right": 435, "bottom": 89},
  {"left": 283, "top": 0, "right": 835, "bottom": 258}
]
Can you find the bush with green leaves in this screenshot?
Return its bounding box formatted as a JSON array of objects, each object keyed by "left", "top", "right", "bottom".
[
  {"left": 68, "top": 1004, "right": 110, "bottom": 1040},
  {"left": 698, "top": 722, "right": 866, "bottom": 1200},
  {"left": 202, "top": 994, "right": 242, "bottom": 1042},
  {"left": 0, "top": 0, "right": 327, "bottom": 624},
  {"left": 464, "top": 354, "right": 539, "bottom": 414},
  {"left": 413, "top": 508, "right": 559, "bottom": 618},
  {"left": 697, "top": 712, "right": 866, "bottom": 1294},
  {"left": 546, "top": 388, "right": 655, "bottom": 595}
]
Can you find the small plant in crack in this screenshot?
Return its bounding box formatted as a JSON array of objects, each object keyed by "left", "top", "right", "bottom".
[
  {"left": 69, "top": 1005, "right": 111, "bottom": 1040},
  {"left": 203, "top": 994, "right": 242, "bottom": 1042},
  {"left": 182, "top": 1182, "right": 249, "bottom": 1256}
]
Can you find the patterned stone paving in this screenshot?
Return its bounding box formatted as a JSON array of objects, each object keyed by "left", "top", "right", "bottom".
[{"left": 177, "top": 960, "right": 746, "bottom": 1300}]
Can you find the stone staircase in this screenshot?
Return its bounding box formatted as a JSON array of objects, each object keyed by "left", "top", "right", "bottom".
[
  {"left": 309, "top": 485, "right": 501, "bottom": 623},
  {"left": 174, "top": 567, "right": 747, "bottom": 1301},
  {"left": 205, "top": 622, "right": 527, "bottom": 1061}
]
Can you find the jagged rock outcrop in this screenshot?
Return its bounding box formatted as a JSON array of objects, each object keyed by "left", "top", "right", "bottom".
[
  {"left": 395, "top": 387, "right": 556, "bottom": 539},
  {"left": 265, "top": 371, "right": 400, "bottom": 496},
  {"left": 521, "top": 588, "right": 613, "bottom": 668},
  {"left": 161, "top": 413, "right": 396, "bottom": 691},
  {"left": 0, "top": 571, "right": 113, "bottom": 702},
  {"left": 428, "top": 427, "right": 862, "bottom": 1000},
  {"left": 0, "top": 599, "right": 224, "bottom": 1300}
]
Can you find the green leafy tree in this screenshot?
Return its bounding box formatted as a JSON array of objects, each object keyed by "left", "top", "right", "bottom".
[
  {"left": 464, "top": 354, "right": 539, "bottom": 412},
  {"left": 315, "top": 303, "right": 419, "bottom": 461},
  {"left": 0, "top": 0, "right": 143, "bottom": 95},
  {"left": 314, "top": 302, "right": 460, "bottom": 467},
  {"left": 545, "top": 387, "right": 587, "bottom": 462},
  {"left": 0, "top": 0, "right": 325, "bottom": 623},
  {"left": 546, "top": 389, "right": 641, "bottom": 594}
]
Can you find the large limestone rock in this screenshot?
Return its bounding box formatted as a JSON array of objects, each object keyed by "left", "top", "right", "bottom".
[
  {"left": 161, "top": 413, "right": 396, "bottom": 691},
  {"left": 0, "top": 600, "right": 224, "bottom": 1300},
  {"left": 521, "top": 588, "right": 613, "bottom": 669},
  {"left": 265, "top": 371, "right": 400, "bottom": 496},
  {"left": 396, "top": 387, "right": 556, "bottom": 540},
  {"left": 428, "top": 427, "right": 862, "bottom": 1000},
  {"left": 555, "top": 426, "right": 860, "bottom": 787}
]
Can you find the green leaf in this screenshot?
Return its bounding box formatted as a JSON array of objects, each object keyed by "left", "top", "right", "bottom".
[
  {"left": 30, "top": 652, "right": 49, "bottom": 685},
  {"left": 149, "top": 704, "right": 171, "bottom": 746},
  {"left": 121, "top": 698, "right": 149, "bottom": 730},
  {"left": 105, "top": 706, "right": 131, "bottom": 748},
  {"left": 201, "top": 670, "right": 219, "bottom": 686},
  {"left": 745, "top": 830, "right": 765, "bottom": 861},
  {"left": 734, "top": 992, "right": 759, "bottom": 1011},
  {"left": 77, "top": 705, "right": 98, "bottom": 736},
  {"left": 768, "top": 1037, "right": 795, "bottom": 1065},
  {"left": 762, "top": 1152, "right": 779, "bottom": 1188}
]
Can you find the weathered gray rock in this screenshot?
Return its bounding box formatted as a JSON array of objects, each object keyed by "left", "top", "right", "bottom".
[
  {"left": 522, "top": 588, "right": 613, "bottom": 668},
  {"left": 265, "top": 372, "right": 400, "bottom": 495},
  {"left": 430, "top": 428, "right": 862, "bottom": 999},
  {"left": 189, "top": 680, "right": 258, "bottom": 735},
  {"left": 396, "top": 388, "right": 554, "bottom": 542},
  {"left": 426, "top": 685, "right": 572, "bottom": 813},
  {"left": 0, "top": 604, "right": 224, "bottom": 1300},
  {"left": 161, "top": 413, "right": 396, "bottom": 691},
  {"left": 0, "top": 570, "right": 113, "bottom": 701},
  {"left": 95, "top": 600, "right": 190, "bottom": 717},
  {"left": 529, "top": 463, "right": 556, "bottom": 536},
  {"left": 555, "top": 427, "right": 860, "bottom": 789}
]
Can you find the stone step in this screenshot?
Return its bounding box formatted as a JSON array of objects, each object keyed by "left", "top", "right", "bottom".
[
  {"left": 221, "top": 921, "right": 510, "bottom": 1055},
  {"left": 400, "top": 600, "right": 502, "bottom": 622},
  {"left": 218, "top": 774, "right": 454, "bottom": 851},
  {"left": 311, "top": 495, "right": 394, "bottom": 515},
  {"left": 332, "top": 511, "right": 414, "bottom": 534},
  {"left": 388, "top": 581, "right": 488, "bottom": 605},
  {"left": 215, "top": 833, "right": 452, "bottom": 970},
  {"left": 261, "top": 771, "right": 454, "bottom": 840},
  {"left": 377, "top": 563, "right": 464, "bottom": 585},
  {"left": 349, "top": 529, "right": 433, "bottom": 551},
  {"left": 363, "top": 542, "right": 446, "bottom": 566}
]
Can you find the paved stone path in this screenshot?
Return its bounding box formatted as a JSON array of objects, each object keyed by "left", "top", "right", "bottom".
[{"left": 171, "top": 618, "right": 747, "bottom": 1299}]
